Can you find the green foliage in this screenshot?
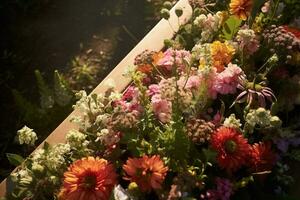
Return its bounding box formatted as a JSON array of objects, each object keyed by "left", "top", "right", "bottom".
[
  {"left": 202, "top": 148, "right": 217, "bottom": 164},
  {"left": 13, "top": 70, "right": 75, "bottom": 137},
  {"left": 288, "top": 149, "right": 300, "bottom": 161},
  {"left": 35, "top": 70, "right": 54, "bottom": 110},
  {"left": 53, "top": 70, "right": 73, "bottom": 107},
  {"left": 12, "top": 89, "right": 41, "bottom": 124},
  {"left": 249, "top": 0, "right": 266, "bottom": 25},
  {"left": 156, "top": 120, "right": 190, "bottom": 171},
  {"left": 6, "top": 153, "right": 24, "bottom": 167},
  {"left": 221, "top": 16, "right": 242, "bottom": 40}
]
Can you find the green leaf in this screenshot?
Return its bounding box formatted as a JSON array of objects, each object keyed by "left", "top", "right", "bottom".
[
  {"left": 53, "top": 70, "right": 74, "bottom": 106},
  {"left": 6, "top": 153, "right": 24, "bottom": 167},
  {"left": 288, "top": 149, "right": 300, "bottom": 161},
  {"left": 35, "top": 69, "right": 54, "bottom": 110},
  {"left": 12, "top": 89, "right": 42, "bottom": 123},
  {"left": 202, "top": 148, "right": 217, "bottom": 163},
  {"left": 221, "top": 16, "right": 242, "bottom": 40}
]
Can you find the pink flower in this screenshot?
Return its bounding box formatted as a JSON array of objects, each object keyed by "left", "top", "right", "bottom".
[
  {"left": 158, "top": 48, "right": 191, "bottom": 72},
  {"left": 151, "top": 94, "right": 172, "bottom": 123},
  {"left": 178, "top": 75, "right": 202, "bottom": 90},
  {"left": 147, "top": 84, "right": 160, "bottom": 96},
  {"left": 122, "top": 86, "right": 139, "bottom": 102},
  {"left": 212, "top": 63, "right": 243, "bottom": 95},
  {"left": 261, "top": 1, "right": 270, "bottom": 13}
]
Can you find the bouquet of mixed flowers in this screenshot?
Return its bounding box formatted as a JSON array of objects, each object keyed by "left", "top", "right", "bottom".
[{"left": 6, "top": 0, "right": 300, "bottom": 199}]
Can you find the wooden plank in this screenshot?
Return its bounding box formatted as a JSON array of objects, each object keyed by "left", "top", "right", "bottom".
[{"left": 0, "top": 0, "right": 192, "bottom": 196}]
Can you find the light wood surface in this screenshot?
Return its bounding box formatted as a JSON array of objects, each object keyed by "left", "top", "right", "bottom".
[{"left": 0, "top": 0, "right": 192, "bottom": 196}]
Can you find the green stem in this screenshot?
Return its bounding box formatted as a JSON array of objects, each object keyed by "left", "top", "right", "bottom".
[{"left": 270, "top": 0, "right": 280, "bottom": 21}]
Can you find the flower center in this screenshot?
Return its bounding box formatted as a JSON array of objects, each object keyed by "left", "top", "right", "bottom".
[
  {"left": 82, "top": 174, "right": 97, "bottom": 189},
  {"left": 225, "top": 140, "right": 237, "bottom": 153}
]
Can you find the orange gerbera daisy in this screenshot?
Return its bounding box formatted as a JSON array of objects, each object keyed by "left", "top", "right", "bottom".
[
  {"left": 210, "top": 127, "right": 251, "bottom": 173},
  {"left": 229, "top": 0, "right": 253, "bottom": 20},
  {"left": 58, "top": 157, "right": 117, "bottom": 200},
  {"left": 211, "top": 41, "right": 235, "bottom": 72},
  {"left": 123, "top": 155, "right": 168, "bottom": 192}
]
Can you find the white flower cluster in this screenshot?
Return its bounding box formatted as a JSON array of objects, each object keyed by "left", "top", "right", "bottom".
[
  {"left": 236, "top": 27, "right": 260, "bottom": 55},
  {"left": 223, "top": 114, "right": 242, "bottom": 129},
  {"left": 31, "top": 143, "right": 70, "bottom": 172},
  {"left": 245, "top": 107, "right": 282, "bottom": 133},
  {"left": 17, "top": 126, "right": 38, "bottom": 146},
  {"left": 66, "top": 130, "right": 88, "bottom": 148},
  {"left": 193, "top": 12, "right": 224, "bottom": 42},
  {"left": 11, "top": 169, "right": 33, "bottom": 186},
  {"left": 74, "top": 91, "right": 105, "bottom": 116},
  {"left": 72, "top": 91, "right": 106, "bottom": 130}
]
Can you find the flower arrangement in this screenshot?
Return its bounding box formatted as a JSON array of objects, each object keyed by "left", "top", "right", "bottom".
[{"left": 6, "top": 0, "right": 300, "bottom": 199}]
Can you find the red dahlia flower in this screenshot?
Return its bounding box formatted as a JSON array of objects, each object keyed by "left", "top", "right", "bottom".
[
  {"left": 123, "top": 155, "right": 168, "bottom": 192},
  {"left": 250, "top": 142, "right": 277, "bottom": 172},
  {"left": 211, "top": 127, "right": 251, "bottom": 173}
]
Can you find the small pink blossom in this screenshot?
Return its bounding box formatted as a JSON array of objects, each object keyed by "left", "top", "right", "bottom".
[
  {"left": 212, "top": 63, "right": 243, "bottom": 95},
  {"left": 213, "top": 111, "right": 222, "bottom": 125},
  {"left": 178, "top": 75, "right": 202, "bottom": 90},
  {"left": 261, "top": 1, "right": 270, "bottom": 13},
  {"left": 147, "top": 84, "right": 160, "bottom": 96},
  {"left": 151, "top": 94, "right": 172, "bottom": 123},
  {"left": 122, "top": 86, "right": 139, "bottom": 102},
  {"left": 158, "top": 48, "right": 191, "bottom": 72}
]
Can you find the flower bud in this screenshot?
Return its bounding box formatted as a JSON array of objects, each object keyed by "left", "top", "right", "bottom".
[
  {"left": 160, "top": 8, "right": 170, "bottom": 20},
  {"left": 175, "top": 7, "right": 183, "bottom": 17},
  {"left": 270, "top": 116, "right": 282, "bottom": 127},
  {"left": 163, "top": 1, "right": 172, "bottom": 9}
]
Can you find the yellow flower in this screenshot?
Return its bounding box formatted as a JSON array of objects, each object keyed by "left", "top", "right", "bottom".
[
  {"left": 211, "top": 41, "right": 235, "bottom": 72},
  {"left": 229, "top": 0, "right": 253, "bottom": 20}
]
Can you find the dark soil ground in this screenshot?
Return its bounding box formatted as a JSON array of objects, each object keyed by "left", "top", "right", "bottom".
[{"left": 0, "top": 0, "right": 156, "bottom": 179}]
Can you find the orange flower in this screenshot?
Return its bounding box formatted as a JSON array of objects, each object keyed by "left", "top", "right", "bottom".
[
  {"left": 211, "top": 41, "right": 235, "bottom": 72},
  {"left": 136, "top": 52, "right": 163, "bottom": 74},
  {"left": 152, "top": 51, "right": 164, "bottom": 65},
  {"left": 123, "top": 155, "right": 168, "bottom": 192},
  {"left": 137, "top": 64, "right": 153, "bottom": 74},
  {"left": 229, "top": 0, "right": 253, "bottom": 20},
  {"left": 58, "top": 157, "right": 117, "bottom": 200}
]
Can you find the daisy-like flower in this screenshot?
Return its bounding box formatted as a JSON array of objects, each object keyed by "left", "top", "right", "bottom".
[
  {"left": 123, "top": 155, "right": 168, "bottom": 192},
  {"left": 211, "top": 127, "right": 251, "bottom": 173},
  {"left": 229, "top": 0, "right": 253, "bottom": 20},
  {"left": 210, "top": 41, "right": 235, "bottom": 72},
  {"left": 233, "top": 76, "right": 276, "bottom": 108},
  {"left": 58, "top": 157, "right": 117, "bottom": 200},
  {"left": 250, "top": 142, "right": 277, "bottom": 172}
]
